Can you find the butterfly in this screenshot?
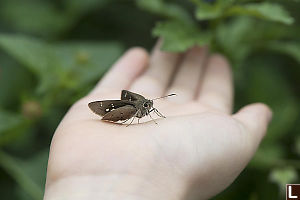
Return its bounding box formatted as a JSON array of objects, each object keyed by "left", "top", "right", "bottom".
[{"left": 88, "top": 90, "right": 175, "bottom": 126}]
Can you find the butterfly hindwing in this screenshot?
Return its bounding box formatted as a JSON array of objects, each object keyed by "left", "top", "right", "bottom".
[
  {"left": 102, "top": 105, "right": 137, "bottom": 122},
  {"left": 121, "top": 90, "right": 146, "bottom": 101},
  {"left": 88, "top": 100, "right": 131, "bottom": 116}
]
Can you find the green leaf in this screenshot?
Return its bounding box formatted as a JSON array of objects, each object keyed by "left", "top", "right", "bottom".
[
  {"left": 0, "top": 151, "right": 43, "bottom": 200},
  {"left": 0, "top": 34, "right": 123, "bottom": 94},
  {"left": 215, "top": 16, "right": 295, "bottom": 66},
  {"left": 247, "top": 66, "right": 298, "bottom": 142},
  {"left": 193, "top": 0, "right": 235, "bottom": 20},
  {"left": 64, "top": 0, "right": 109, "bottom": 14},
  {"left": 14, "top": 150, "right": 48, "bottom": 200},
  {"left": 236, "top": 56, "right": 299, "bottom": 171},
  {"left": 249, "top": 143, "right": 285, "bottom": 169},
  {"left": 194, "top": 1, "right": 224, "bottom": 20},
  {"left": 0, "top": 34, "right": 61, "bottom": 93},
  {"left": 227, "top": 3, "right": 294, "bottom": 25},
  {"left": 0, "top": 0, "right": 70, "bottom": 37},
  {"left": 54, "top": 42, "right": 124, "bottom": 90},
  {"left": 0, "top": 110, "right": 27, "bottom": 146},
  {"left": 0, "top": 34, "right": 54, "bottom": 75},
  {"left": 0, "top": 54, "right": 34, "bottom": 108},
  {"left": 0, "top": 110, "right": 23, "bottom": 134},
  {"left": 0, "top": 0, "right": 110, "bottom": 37},
  {"left": 295, "top": 136, "right": 300, "bottom": 156},
  {"left": 193, "top": 1, "right": 294, "bottom": 24},
  {"left": 153, "top": 21, "right": 211, "bottom": 52},
  {"left": 136, "top": 0, "right": 192, "bottom": 23},
  {"left": 215, "top": 17, "right": 254, "bottom": 65},
  {"left": 268, "top": 42, "right": 300, "bottom": 64},
  {"left": 270, "top": 167, "right": 298, "bottom": 194}
]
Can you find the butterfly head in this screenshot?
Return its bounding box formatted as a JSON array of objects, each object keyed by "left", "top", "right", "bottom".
[{"left": 143, "top": 100, "right": 153, "bottom": 110}]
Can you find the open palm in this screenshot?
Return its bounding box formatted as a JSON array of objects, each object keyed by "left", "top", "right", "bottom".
[{"left": 44, "top": 42, "right": 272, "bottom": 200}]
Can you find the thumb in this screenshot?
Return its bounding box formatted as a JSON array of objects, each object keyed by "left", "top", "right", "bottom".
[{"left": 233, "top": 103, "right": 273, "bottom": 148}]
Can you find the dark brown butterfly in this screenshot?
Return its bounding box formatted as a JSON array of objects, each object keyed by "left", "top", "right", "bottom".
[{"left": 88, "top": 90, "right": 175, "bottom": 126}]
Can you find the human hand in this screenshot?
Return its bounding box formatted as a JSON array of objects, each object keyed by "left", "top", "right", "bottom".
[{"left": 44, "top": 42, "right": 272, "bottom": 200}]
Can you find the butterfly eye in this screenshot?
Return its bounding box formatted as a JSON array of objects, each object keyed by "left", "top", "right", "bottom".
[{"left": 143, "top": 103, "right": 149, "bottom": 108}]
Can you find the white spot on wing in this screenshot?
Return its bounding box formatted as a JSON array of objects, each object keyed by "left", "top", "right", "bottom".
[
  {"left": 105, "top": 108, "right": 110, "bottom": 112},
  {"left": 100, "top": 102, "right": 102, "bottom": 106}
]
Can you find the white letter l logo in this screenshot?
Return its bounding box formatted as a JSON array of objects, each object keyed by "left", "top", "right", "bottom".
[{"left": 289, "top": 185, "right": 298, "bottom": 199}]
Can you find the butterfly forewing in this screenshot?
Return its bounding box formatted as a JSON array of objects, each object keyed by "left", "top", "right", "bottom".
[
  {"left": 102, "top": 105, "right": 137, "bottom": 122},
  {"left": 121, "top": 90, "right": 146, "bottom": 101},
  {"left": 88, "top": 100, "right": 132, "bottom": 116}
]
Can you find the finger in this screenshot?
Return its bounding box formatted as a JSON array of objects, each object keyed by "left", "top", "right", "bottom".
[
  {"left": 198, "top": 54, "right": 233, "bottom": 113},
  {"left": 233, "top": 103, "right": 272, "bottom": 150},
  {"left": 167, "top": 47, "right": 208, "bottom": 103},
  {"left": 90, "top": 47, "right": 149, "bottom": 95},
  {"left": 130, "top": 40, "right": 181, "bottom": 98}
]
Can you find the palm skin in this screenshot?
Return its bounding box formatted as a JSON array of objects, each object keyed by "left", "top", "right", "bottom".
[{"left": 44, "top": 43, "right": 272, "bottom": 200}]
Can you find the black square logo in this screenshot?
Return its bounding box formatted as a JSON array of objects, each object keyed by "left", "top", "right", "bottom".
[{"left": 287, "top": 184, "right": 300, "bottom": 200}]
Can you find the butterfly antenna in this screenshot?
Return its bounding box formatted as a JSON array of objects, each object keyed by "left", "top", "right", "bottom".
[{"left": 152, "top": 93, "right": 176, "bottom": 101}]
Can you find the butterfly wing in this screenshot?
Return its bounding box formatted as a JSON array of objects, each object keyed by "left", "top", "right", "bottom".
[
  {"left": 121, "top": 90, "right": 146, "bottom": 101},
  {"left": 102, "top": 105, "right": 137, "bottom": 122},
  {"left": 88, "top": 100, "right": 131, "bottom": 116}
]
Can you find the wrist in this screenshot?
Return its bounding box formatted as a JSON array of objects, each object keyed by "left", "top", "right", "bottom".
[{"left": 44, "top": 173, "right": 188, "bottom": 200}]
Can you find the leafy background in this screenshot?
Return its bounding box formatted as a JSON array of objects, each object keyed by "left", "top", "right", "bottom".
[{"left": 0, "top": 0, "right": 299, "bottom": 199}]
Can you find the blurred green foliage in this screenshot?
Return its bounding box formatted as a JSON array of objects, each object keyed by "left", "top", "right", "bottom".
[{"left": 0, "top": 0, "right": 299, "bottom": 199}]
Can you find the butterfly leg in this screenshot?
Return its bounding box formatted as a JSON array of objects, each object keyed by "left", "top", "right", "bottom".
[
  {"left": 148, "top": 112, "right": 158, "bottom": 125},
  {"left": 153, "top": 108, "right": 166, "bottom": 118},
  {"left": 121, "top": 118, "right": 131, "bottom": 124},
  {"left": 125, "top": 110, "right": 140, "bottom": 127},
  {"left": 126, "top": 117, "right": 136, "bottom": 127}
]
